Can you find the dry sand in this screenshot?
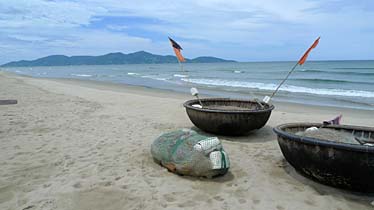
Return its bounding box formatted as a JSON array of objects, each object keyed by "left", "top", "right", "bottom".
[{"left": 0, "top": 71, "right": 373, "bottom": 210}]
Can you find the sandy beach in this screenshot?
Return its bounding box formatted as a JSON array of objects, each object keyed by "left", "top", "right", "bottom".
[{"left": 1, "top": 71, "right": 374, "bottom": 210}]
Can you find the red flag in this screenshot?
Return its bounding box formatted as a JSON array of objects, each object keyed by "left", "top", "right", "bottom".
[
  {"left": 168, "top": 37, "right": 185, "bottom": 62},
  {"left": 298, "top": 37, "right": 320, "bottom": 65}
]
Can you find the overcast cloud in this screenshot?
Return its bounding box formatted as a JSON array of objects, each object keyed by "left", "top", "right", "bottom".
[{"left": 0, "top": 0, "right": 373, "bottom": 64}]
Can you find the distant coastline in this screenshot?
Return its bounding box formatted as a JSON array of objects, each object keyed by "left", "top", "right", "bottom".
[{"left": 1, "top": 51, "right": 236, "bottom": 67}]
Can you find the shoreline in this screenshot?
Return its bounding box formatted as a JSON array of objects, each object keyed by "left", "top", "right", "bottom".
[
  {"left": 1, "top": 71, "right": 373, "bottom": 209},
  {"left": 50, "top": 77, "right": 374, "bottom": 119},
  {"left": 2, "top": 62, "right": 374, "bottom": 111},
  {"left": 3, "top": 71, "right": 374, "bottom": 116}
]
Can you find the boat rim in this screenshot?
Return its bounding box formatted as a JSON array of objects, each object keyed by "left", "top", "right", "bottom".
[
  {"left": 183, "top": 98, "right": 274, "bottom": 114},
  {"left": 273, "top": 123, "right": 374, "bottom": 153}
]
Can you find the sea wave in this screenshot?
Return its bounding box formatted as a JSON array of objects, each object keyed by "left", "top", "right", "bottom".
[
  {"left": 289, "top": 78, "right": 374, "bottom": 85},
  {"left": 233, "top": 70, "right": 244, "bottom": 73},
  {"left": 332, "top": 67, "right": 374, "bottom": 70},
  {"left": 71, "top": 74, "right": 92, "bottom": 77},
  {"left": 182, "top": 78, "right": 374, "bottom": 98},
  {"left": 141, "top": 75, "right": 169, "bottom": 81},
  {"left": 173, "top": 74, "right": 188, "bottom": 78},
  {"left": 299, "top": 69, "right": 374, "bottom": 76},
  {"left": 127, "top": 72, "right": 139, "bottom": 76}
]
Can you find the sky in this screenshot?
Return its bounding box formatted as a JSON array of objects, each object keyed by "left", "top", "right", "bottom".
[{"left": 0, "top": 0, "right": 373, "bottom": 64}]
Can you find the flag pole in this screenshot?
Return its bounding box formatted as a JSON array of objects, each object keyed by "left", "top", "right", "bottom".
[
  {"left": 269, "top": 62, "right": 299, "bottom": 100},
  {"left": 177, "top": 59, "right": 184, "bottom": 75},
  {"left": 267, "top": 37, "right": 320, "bottom": 101},
  {"left": 169, "top": 36, "right": 203, "bottom": 106},
  {"left": 178, "top": 58, "right": 203, "bottom": 106}
]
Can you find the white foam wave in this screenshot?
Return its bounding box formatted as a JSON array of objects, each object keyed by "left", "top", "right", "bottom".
[
  {"left": 71, "top": 74, "right": 92, "bottom": 77},
  {"left": 182, "top": 78, "right": 374, "bottom": 98},
  {"left": 173, "top": 74, "right": 188, "bottom": 78},
  {"left": 127, "top": 72, "right": 139, "bottom": 76},
  {"left": 233, "top": 70, "right": 243, "bottom": 73},
  {"left": 141, "top": 75, "right": 169, "bottom": 81}
]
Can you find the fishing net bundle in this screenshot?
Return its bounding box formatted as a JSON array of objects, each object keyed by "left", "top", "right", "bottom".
[
  {"left": 295, "top": 127, "right": 360, "bottom": 145},
  {"left": 151, "top": 129, "right": 230, "bottom": 178}
]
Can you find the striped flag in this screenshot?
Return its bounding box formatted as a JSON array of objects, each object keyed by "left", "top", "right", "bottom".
[
  {"left": 298, "top": 37, "right": 320, "bottom": 65},
  {"left": 168, "top": 37, "right": 185, "bottom": 62}
]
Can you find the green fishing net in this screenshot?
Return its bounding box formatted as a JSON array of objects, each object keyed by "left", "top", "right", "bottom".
[{"left": 151, "top": 129, "right": 230, "bottom": 178}]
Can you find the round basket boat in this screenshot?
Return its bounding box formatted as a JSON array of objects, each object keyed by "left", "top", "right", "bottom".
[
  {"left": 273, "top": 123, "right": 374, "bottom": 192},
  {"left": 183, "top": 98, "right": 274, "bottom": 136}
]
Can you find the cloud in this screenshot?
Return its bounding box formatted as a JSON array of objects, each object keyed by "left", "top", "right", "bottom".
[
  {"left": 106, "top": 25, "right": 129, "bottom": 31},
  {"left": 0, "top": 0, "right": 108, "bottom": 28},
  {"left": 0, "top": 0, "right": 373, "bottom": 64}
]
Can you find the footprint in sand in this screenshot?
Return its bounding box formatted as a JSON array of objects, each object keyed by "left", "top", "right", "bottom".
[
  {"left": 252, "top": 198, "right": 261, "bottom": 204},
  {"left": 163, "top": 194, "right": 176, "bottom": 202},
  {"left": 73, "top": 182, "right": 82, "bottom": 189},
  {"left": 43, "top": 183, "right": 51, "bottom": 188},
  {"left": 213, "top": 195, "right": 225, "bottom": 202},
  {"left": 21, "top": 205, "right": 35, "bottom": 210},
  {"left": 276, "top": 205, "right": 285, "bottom": 210},
  {"left": 102, "top": 181, "right": 113, "bottom": 187}
]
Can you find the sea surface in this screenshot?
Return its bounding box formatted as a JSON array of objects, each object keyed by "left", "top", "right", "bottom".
[{"left": 2, "top": 60, "right": 374, "bottom": 110}]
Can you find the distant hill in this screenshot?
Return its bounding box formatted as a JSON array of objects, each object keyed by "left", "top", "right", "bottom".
[{"left": 1, "top": 51, "right": 236, "bottom": 67}]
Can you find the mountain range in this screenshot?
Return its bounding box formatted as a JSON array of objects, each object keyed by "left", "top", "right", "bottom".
[{"left": 1, "top": 51, "right": 235, "bottom": 67}]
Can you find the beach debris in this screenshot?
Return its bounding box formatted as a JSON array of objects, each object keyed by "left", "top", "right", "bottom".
[
  {"left": 0, "top": 99, "right": 17, "bottom": 105},
  {"left": 151, "top": 129, "right": 230, "bottom": 178},
  {"left": 323, "top": 114, "right": 342, "bottom": 125},
  {"left": 192, "top": 104, "right": 202, "bottom": 108},
  {"left": 305, "top": 126, "right": 319, "bottom": 133}
]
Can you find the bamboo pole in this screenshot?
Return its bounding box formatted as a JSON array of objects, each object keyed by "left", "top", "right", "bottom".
[
  {"left": 269, "top": 62, "right": 299, "bottom": 100},
  {"left": 177, "top": 59, "right": 203, "bottom": 106}
]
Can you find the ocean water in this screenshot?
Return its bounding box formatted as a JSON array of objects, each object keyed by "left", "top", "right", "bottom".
[{"left": 2, "top": 60, "right": 374, "bottom": 110}]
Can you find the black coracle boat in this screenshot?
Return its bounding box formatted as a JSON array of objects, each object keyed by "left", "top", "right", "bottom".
[
  {"left": 273, "top": 123, "right": 374, "bottom": 192},
  {"left": 184, "top": 98, "right": 274, "bottom": 136}
]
